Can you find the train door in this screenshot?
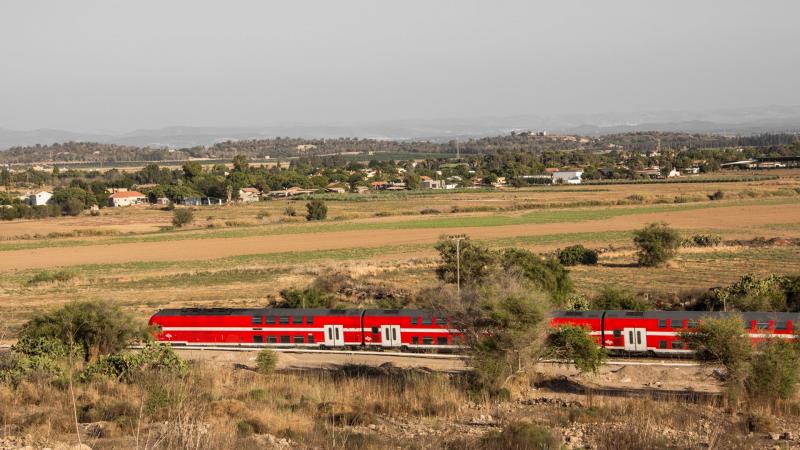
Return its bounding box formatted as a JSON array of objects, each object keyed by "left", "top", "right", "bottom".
[
  {"left": 380, "top": 325, "right": 401, "bottom": 347},
  {"left": 323, "top": 325, "right": 344, "bottom": 347},
  {"left": 623, "top": 328, "right": 647, "bottom": 351}
]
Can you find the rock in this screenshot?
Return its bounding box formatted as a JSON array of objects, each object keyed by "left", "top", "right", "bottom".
[
  {"left": 769, "top": 432, "right": 781, "bottom": 441},
  {"left": 781, "top": 432, "right": 793, "bottom": 440}
]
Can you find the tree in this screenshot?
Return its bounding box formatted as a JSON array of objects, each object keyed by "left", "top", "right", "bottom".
[
  {"left": 182, "top": 161, "right": 203, "bottom": 180},
  {"left": 681, "top": 314, "right": 752, "bottom": 389},
  {"left": 172, "top": 208, "right": 194, "bottom": 227},
  {"left": 633, "top": 222, "right": 681, "bottom": 267},
  {"left": 305, "top": 200, "right": 327, "bottom": 221},
  {"left": 18, "top": 300, "right": 150, "bottom": 362},
  {"left": 557, "top": 245, "right": 599, "bottom": 266},
  {"left": 747, "top": 340, "right": 800, "bottom": 400},
  {"left": 500, "top": 249, "right": 573, "bottom": 305},
  {"left": 545, "top": 325, "right": 607, "bottom": 373},
  {"left": 435, "top": 237, "right": 497, "bottom": 286},
  {"left": 277, "top": 287, "right": 335, "bottom": 308},
  {"left": 255, "top": 349, "right": 278, "bottom": 375},
  {"left": 232, "top": 154, "right": 249, "bottom": 172}
]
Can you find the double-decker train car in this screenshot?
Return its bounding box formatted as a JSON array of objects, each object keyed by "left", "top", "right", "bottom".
[
  {"left": 149, "top": 307, "right": 462, "bottom": 351},
  {"left": 553, "top": 310, "right": 800, "bottom": 355}
]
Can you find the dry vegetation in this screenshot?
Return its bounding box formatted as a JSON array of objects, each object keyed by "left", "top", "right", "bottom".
[{"left": 2, "top": 172, "right": 800, "bottom": 449}]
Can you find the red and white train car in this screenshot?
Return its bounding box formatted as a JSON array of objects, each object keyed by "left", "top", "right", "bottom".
[{"left": 150, "top": 308, "right": 462, "bottom": 351}]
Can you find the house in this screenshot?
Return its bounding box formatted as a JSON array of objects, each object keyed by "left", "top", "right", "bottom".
[
  {"left": 544, "top": 168, "right": 560, "bottom": 174},
  {"left": 238, "top": 188, "right": 261, "bottom": 203},
  {"left": 355, "top": 186, "right": 369, "bottom": 194},
  {"left": 325, "top": 186, "right": 347, "bottom": 194},
  {"left": 421, "top": 179, "right": 444, "bottom": 189},
  {"left": 28, "top": 191, "right": 52, "bottom": 206},
  {"left": 683, "top": 167, "right": 701, "bottom": 175},
  {"left": 552, "top": 171, "right": 583, "bottom": 185},
  {"left": 634, "top": 168, "right": 662, "bottom": 178},
  {"left": 109, "top": 191, "right": 146, "bottom": 207},
  {"left": 370, "top": 181, "right": 388, "bottom": 190},
  {"left": 180, "top": 197, "right": 225, "bottom": 206},
  {"left": 266, "top": 187, "right": 317, "bottom": 198},
  {"left": 667, "top": 168, "right": 681, "bottom": 178},
  {"left": 106, "top": 187, "right": 129, "bottom": 194}
]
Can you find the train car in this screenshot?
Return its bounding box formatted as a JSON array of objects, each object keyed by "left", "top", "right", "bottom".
[
  {"left": 361, "top": 309, "right": 463, "bottom": 351},
  {"left": 551, "top": 310, "right": 800, "bottom": 355},
  {"left": 149, "top": 308, "right": 364, "bottom": 348}
]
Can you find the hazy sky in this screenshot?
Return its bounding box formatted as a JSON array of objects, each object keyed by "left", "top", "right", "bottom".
[{"left": 1, "top": 0, "right": 798, "bottom": 132}]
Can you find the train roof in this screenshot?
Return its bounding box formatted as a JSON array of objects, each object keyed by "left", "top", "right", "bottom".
[
  {"left": 152, "top": 308, "right": 441, "bottom": 318},
  {"left": 602, "top": 310, "right": 800, "bottom": 320}
]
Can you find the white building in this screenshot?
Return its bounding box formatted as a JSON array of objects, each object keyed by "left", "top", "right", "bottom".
[
  {"left": 667, "top": 168, "right": 681, "bottom": 178},
  {"left": 109, "top": 191, "right": 146, "bottom": 207},
  {"left": 29, "top": 191, "right": 53, "bottom": 206},
  {"left": 552, "top": 171, "right": 583, "bottom": 185},
  {"left": 238, "top": 188, "right": 261, "bottom": 203},
  {"left": 421, "top": 179, "right": 444, "bottom": 189}
]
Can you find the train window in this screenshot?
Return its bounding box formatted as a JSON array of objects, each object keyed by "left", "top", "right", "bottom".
[
  {"left": 280, "top": 336, "right": 290, "bottom": 344},
  {"left": 253, "top": 335, "right": 263, "bottom": 343},
  {"left": 659, "top": 340, "right": 667, "bottom": 349},
  {"left": 294, "top": 336, "right": 304, "bottom": 344},
  {"left": 251, "top": 316, "right": 263, "bottom": 325},
  {"left": 267, "top": 336, "right": 277, "bottom": 344},
  {"left": 422, "top": 317, "right": 433, "bottom": 325},
  {"left": 306, "top": 316, "right": 313, "bottom": 324},
  {"left": 775, "top": 321, "right": 789, "bottom": 331},
  {"left": 670, "top": 320, "right": 683, "bottom": 328},
  {"left": 412, "top": 337, "right": 419, "bottom": 345},
  {"left": 671, "top": 341, "right": 684, "bottom": 350},
  {"left": 613, "top": 329, "right": 622, "bottom": 338},
  {"left": 372, "top": 327, "right": 379, "bottom": 334},
  {"left": 437, "top": 337, "right": 448, "bottom": 345},
  {"left": 743, "top": 320, "right": 752, "bottom": 330},
  {"left": 292, "top": 316, "right": 303, "bottom": 324},
  {"left": 279, "top": 316, "right": 289, "bottom": 325},
  {"left": 436, "top": 318, "right": 447, "bottom": 326},
  {"left": 658, "top": 320, "right": 667, "bottom": 328},
  {"left": 687, "top": 321, "right": 699, "bottom": 329},
  {"left": 266, "top": 316, "right": 276, "bottom": 324},
  {"left": 307, "top": 334, "right": 314, "bottom": 344},
  {"left": 411, "top": 317, "right": 418, "bottom": 325},
  {"left": 756, "top": 321, "right": 769, "bottom": 330},
  {"left": 423, "top": 337, "right": 433, "bottom": 345}
]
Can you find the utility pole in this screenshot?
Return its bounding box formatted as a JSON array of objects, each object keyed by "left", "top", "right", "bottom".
[{"left": 448, "top": 234, "right": 467, "bottom": 294}]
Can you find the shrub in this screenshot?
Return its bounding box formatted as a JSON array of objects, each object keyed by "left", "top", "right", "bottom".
[
  {"left": 420, "top": 208, "right": 441, "bottom": 215},
  {"left": 172, "top": 208, "right": 194, "bottom": 227},
  {"left": 255, "top": 349, "right": 278, "bottom": 375},
  {"left": 27, "top": 269, "right": 77, "bottom": 285},
  {"left": 747, "top": 340, "right": 800, "bottom": 400},
  {"left": 557, "top": 245, "right": 599, "bottom": 266},
  {"left": 708, "top": 190, "right": 725, "bottom": 201},
  {"left": 592, "top": 286, "right": 647, "bottom": 310},
  {"left": 546, "top": 325, "right": 607, "bottom": 373},
  {"left": 683, "top": 234, "right": 722, "bottom": 247},
  {"left": 305, "top": 200, "right": 327, "bottom": 221},
  {"left": 435, "top": 237, "right": 498, "bottom": 286},
  {"left": 256, "top": 210, "right": 270, "bottom": 220},
  {"left": 714, "top": 274, "right": 789, "bottom": 312},
  {"left": 500, "top": 249, "right": 573, "bottom": 305},
  {"left": 19, "top": 300, "right": 150, "bottom": 362},
  {"left": 680, "top": 314, "right": 751, "bottom": 384},
  {"left": 632, "top": 222, "right": 681, "bottom": 267},
  {"left": 277, "top": 287, "right": 335, "bottom": 308},
  {"left": 284, "top": 205, "right": 297, "bottom": 217},
  {"left": 80, "top": 342, "right": 187, "bottom": 382}
]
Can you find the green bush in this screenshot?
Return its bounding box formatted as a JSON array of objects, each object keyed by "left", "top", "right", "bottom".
[
  {"left": 277, "top": 287, "right": 335, "bottom": 308},
  {"left": 284, "top": 205, "right": 297, "bottom": 217},
  {"left": 557, "top": 245, "right": 599, "bottom": 266},
  {"left": 632, "top": 222, "right": 681, "bottom": 267},
  {"left": 708, "top": 190, "right": 725, "bottom": 201},
  {"left": 591, "top": 286, "right": 647, "bottom": 310},
  {"left": 500, "top": 249, "right": 573, "bottom": 305},
  {"left": 420, "top": 208, "right": 441, "bottom": 214},
  {"left": 255, "top": 349, "right": 278, "bottom": 375},
  {"left": 680, "top": 314, "right": 751, "bottom": 383},
  {"left": 683, "top": 234, "right": 723, "bottom": 247},
  {"left": 305, "top": 200, "right": 327, "bottom": 221},
  {"left": 19, "top": 300, "right": 150, "bottom": 362},
  {"left": 172, "top": 208, "right": 194, "bottom": 227},
  {"left": 80, "top": 342, "right": 187, "bottom": 382},
  {"left": 747, "top": 340, "right": 800, "bottom": 400},
  {"left": 27, "top": 269, "right": 78, "bottom": 285},
  {"left": 546, "top": 325, "right": 607, "bottom": 373},
  {"left": 714, "top": 274, "right": 790, "bottom": 312},
  {"left": 435, "top": 237, "right": 498, "bottom": 286}
]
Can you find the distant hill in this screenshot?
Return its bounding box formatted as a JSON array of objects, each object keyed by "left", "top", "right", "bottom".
[{"left": 2, "top": 105, "right": 799, "bottom": 150}]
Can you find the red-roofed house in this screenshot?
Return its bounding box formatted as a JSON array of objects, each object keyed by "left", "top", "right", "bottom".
[{"left": 109, "top": 191, "right": 146, "bottom": 207}]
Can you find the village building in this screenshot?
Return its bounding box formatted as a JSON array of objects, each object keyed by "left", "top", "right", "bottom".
[
  {"left": 552, "top": 170, "right": 583, "bottom": 185},
  {"left": 108, "top": 191, "right": 146, "bottom": 207},
  {"left": 28, "top": 191, "right": 53, "bottom": 206},
  {"left": 238, "top": 187, "right": 261, "bottom": 203}
]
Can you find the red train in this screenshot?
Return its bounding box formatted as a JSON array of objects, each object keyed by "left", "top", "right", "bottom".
[{"left": 149, "top": 308, "right": 799, "bottom": 354}]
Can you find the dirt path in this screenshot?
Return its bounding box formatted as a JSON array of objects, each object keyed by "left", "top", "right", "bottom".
[{"left": 4, "top": 203, "right": 799, "bottom": 271}]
